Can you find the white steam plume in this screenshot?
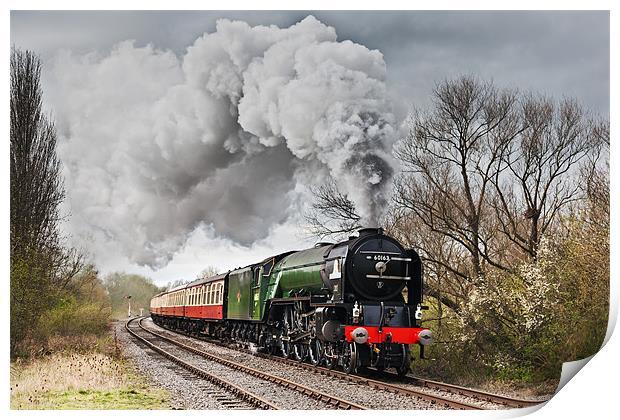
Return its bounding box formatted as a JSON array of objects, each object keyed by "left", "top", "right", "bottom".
[{"left": 48, "top": 16, "right": 396, "bottom": 268}]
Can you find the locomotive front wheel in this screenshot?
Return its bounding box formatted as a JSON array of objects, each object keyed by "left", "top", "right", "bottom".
[
  {"left": 342, "top": 342, "right": 359, "bottom": 374},
  {"left": 396, "top": 344, "right": 410, "bottom": 378}
]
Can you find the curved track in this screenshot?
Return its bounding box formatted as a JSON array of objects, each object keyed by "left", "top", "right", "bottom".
[
  {"left": 151, "top": 317, "right": 545, "bottom": 410},
  {"left": 130, "top": 317, "right": 368, "bottom": 410},
  {"left": 125, "top": 317, "right": 277, "bottom": 409}
]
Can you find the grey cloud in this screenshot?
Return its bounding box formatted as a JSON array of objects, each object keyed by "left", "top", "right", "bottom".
[{"left": 12, "top": 11, "right": 609, "bottom": 119}]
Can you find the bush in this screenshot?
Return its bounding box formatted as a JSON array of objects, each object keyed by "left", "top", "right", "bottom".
[
  {"left": 12, "top": 264, "right": 112, "bottom": 358},
  {"left": 413, "top": 213, "right": 609, "bottom": 386},
  {"left": 11, "top": 252, "right": 59, "bottom": 357},
  {"left": 37, "top": 297, "right": 111, "bottom": 339}
]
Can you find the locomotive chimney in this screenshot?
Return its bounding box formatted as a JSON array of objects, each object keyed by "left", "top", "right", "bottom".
[{"left": 357, "top": 227, "right": 383, "bottom": 237}]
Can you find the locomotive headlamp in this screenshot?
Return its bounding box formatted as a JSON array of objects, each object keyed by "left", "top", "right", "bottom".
[
  {"left": 415, "top": 304, "right": 423, "bottom": 320},
  {"left": 418, "top": 329, "right": 433, "bottom": 346},
  {"left": 352, "top": 302, "right": 361, "bottom": 324},
  {"left": 351, "top": 327, "right": 369, "bottom": 344}
]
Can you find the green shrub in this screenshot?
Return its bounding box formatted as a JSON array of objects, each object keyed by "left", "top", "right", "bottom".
[
  {"left": 413, "top": 214, "right": 608, "bottom": 386},
  {"left": 37, "top": 297, "right": 111, "bottom": 339}
]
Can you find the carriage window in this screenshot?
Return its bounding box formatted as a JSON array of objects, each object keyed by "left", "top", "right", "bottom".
[{"left": 215, "top": 285, "right": 220, "bottom": 304}]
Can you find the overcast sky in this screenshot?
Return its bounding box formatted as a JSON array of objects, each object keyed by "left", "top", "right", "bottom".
[{"left": 10, "top": 11, "right": 610, "bottom": 286}]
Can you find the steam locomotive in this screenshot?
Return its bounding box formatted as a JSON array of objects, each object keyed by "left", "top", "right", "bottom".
[{"left": 150, "top": 227, "right": 432, "bottom": 375}]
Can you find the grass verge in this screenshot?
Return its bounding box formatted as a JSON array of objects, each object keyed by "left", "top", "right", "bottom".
[{"left": 11, "top": 350, "right": 169, "bottom": 409}]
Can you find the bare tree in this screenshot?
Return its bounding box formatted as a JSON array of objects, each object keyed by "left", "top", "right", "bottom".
[
  {"left": 490, "top": 96, "right": 594, "bottom": 258},
  {"left": 10, "top": 47, "right": 83, "bottom": 353},
  {"left": 199, "top": 265, "right": 220, "bottom": 279},
  {"left": 10, "top": 48, "right": 64, "bottom": 256},
  {"left": 165, "top": 279, "right": 191, "bottom": 290},
  {"left": 394, "top": 76, "right": 522, "bottom": 280},
  {"left": 303, "top": 181, "right": 363, "bottom": 240},
  {"left": 580, "top": 118, "right": 609, "bottom": 228},
  {"left": 393, "top": 76, "right": 600, "bottom": 318}
]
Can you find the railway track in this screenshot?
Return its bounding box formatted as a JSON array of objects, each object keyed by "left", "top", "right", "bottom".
[
  {"left": 125, "top": 317, "right": 277, "bottom": 409},
  {"left": 129, "top": 317, "right": 368, "bottom": 410},
  {"left": 397, "top": 374, "right": 544, "bottom": 408},
  {"left": 149, "top": 317, "right": 545, "bottom": 410}
]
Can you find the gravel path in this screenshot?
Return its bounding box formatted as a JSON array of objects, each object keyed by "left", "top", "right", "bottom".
[{"left": 142, "top": 318, "right": 447, "bottom": 410}]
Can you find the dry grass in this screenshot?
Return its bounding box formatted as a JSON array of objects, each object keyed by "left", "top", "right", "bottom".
[
  {"left": 10, "top": 352, "right": 168, "bottom": 409},
  {"left": 11, "top": 353, "right": 128, "bottom": 395}
]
